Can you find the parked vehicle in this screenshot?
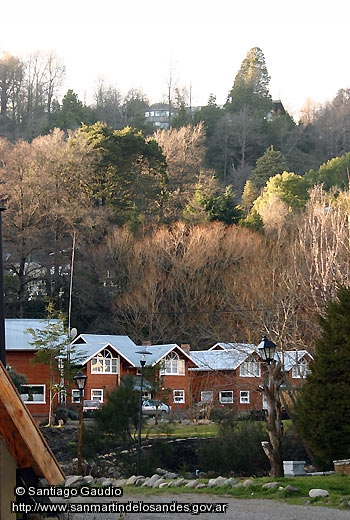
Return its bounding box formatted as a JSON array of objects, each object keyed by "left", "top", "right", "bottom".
[
  {"left": 82, "top": 400, "right": 101, "bottom": 418},
  {"left": 142, "top": 399, "right": 171, "bottom": 417}
]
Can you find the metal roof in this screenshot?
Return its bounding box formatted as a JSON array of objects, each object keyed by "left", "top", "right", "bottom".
[
  {"left": 189, "top": 345, "right": 257, "bottom": 371},
  {"left": 5, "top": 319, "right": 59, "bottom": 350}
]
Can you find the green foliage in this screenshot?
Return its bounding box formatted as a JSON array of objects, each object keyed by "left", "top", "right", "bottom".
[
  {"left": 197, "top": 419, "right": 269, "bottom": 476},
  {"left": 202, "top": 186, "right": 243, "bottom": 225},
  {"left": 78, "top": 123, "right": 167, "bottom": 224},
  {"left": 7, "top": 367, "right": 27, "bottom": 392},
  {"left": 172, "top": 103, "right": 192, "bottom": 129},
  {"left": 93, "top": 376, "right": 139, "bottom": 447},
  {"left": 52, "top": 90, "right": 90, "bottom": 130},
  {"left": 251, "top": 146, "right": 288, "bottom": 190},
  {"left": 255, "top": 171, "right": 309, "bottom": 213},
  {"left": 296, "top": 286, "right": 350, "bottom": 466},
  {"left": 225, "top": 47, "right": 273, "bottom": 116},
  {"left": 305, "top": 152, "right": 350, "bottom": 191}
]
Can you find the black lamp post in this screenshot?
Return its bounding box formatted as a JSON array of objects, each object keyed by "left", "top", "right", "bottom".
[
  {"left": 73, "top": 370, "right": 87, "bottom": 475},
  {"left": 258, "top": 335, "right": 277, "bottom": 365},
  {"left": 257, "top": 336, "right": 284, "bottom": 477},
  {"left": 135, "top": 347, "right": 151, "bottom": 475}
]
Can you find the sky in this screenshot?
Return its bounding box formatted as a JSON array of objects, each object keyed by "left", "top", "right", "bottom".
[{"left": 1, "top": 1, "right": 350, "bottom": 118}]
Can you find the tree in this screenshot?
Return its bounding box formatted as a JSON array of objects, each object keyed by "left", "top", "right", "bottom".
[
  {"left": 93, "top": 376, "right": 139, "bottom": 448},
  {"left": 0, "top": 53, "right": 24, "bottom": 137},
  {"left": 251, "top": 146, "right": 287, "bottom": 191},
  {"left": 52, "top": 90, "right": 89, "bottom": 130},
  {"left": 296, "top": 285, "right": 350, "bottom": 466},
  {"left": 27, "top": 306, "right": 73, "bottom": 426},
  {"left": 225, "top": 47, "right": 272, "bottom": 116}
]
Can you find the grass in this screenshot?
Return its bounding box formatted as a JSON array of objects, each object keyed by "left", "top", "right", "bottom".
[
  {"left": 123, "top": 474, "right": 350, "bottom": 510},
  {"left": 144, "top": 420, "right": 219, "bottom": 438}
]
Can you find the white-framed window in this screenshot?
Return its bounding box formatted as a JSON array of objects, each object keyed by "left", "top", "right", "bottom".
[
  {"left": 91, "top": 348, "right": 118, "bottom": 374},
  {"left": 71, "top": 389, "right": 81, "bottom": 403},
  {"left": 200, "top": 390, "right": 213, "bottom": 403},
  {"left": 173, "top": 389, "right": 185, "bottom": 404},
  {"left": 240, "top": 391, "right": 250, "bottom": 404},
  {"left": 91, "top": 389, "right": 104, "bottom": 403},
  {"left": 20, "top": 384, "right": 46, "bottom": 404},
  {"left": 219, "top": 390, "right": 233, "bottom": 404},
  {"left": 160, "top": 351, "right": 185, "bottom": 375},
  {"left": 240, "top": 359, "right": 261, "bottom": 377},
  {"left": 292, "top": 359, "right": 310, "bottom": 378}
]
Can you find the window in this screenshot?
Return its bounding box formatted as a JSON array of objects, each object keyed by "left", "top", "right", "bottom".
[
  {"left": 160, "top": 351, "right": 185, "bottom": 375},
  {"left": 200, "top": 390, "right": 213, "bottom": 403},
  {"left": 219, "top": 391, "right": 233, "bottom": 404},
  {"left": 292, "top": 359, "right": 310, "bottom": 378},
  {"left": 240, "top": 359, "right": 261, "bottom": 377},
  {"left": 20, "top": 384, "right": 45, "bottom": 403},
  {"left": 72, "top": 389, "right": 81, "bottom": 403},
  {"left": 173, "top": 389, "right": 185, "bottom": 404},
  {"left": 91, "top": 348, "right": 118, "bottom": 374},
  {"left": 91, "top": 389, "right": 103, "bottom": 403},
  {"left": 240, "top": 391, "right": 250, "bottom": 404}
]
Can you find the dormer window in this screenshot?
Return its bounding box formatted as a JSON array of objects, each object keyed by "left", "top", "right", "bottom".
[
  {"left": 160, "top": 351, "right": 185, "bottom": 375},
  {"left": 91, "top": 348, "right": 118, "bottom": 374},
  {"left": 240, "top": 357, "right": 261, "bottom": 377},
  {"left": 292, "top": 358, "right": 310, "bottom": 378}
]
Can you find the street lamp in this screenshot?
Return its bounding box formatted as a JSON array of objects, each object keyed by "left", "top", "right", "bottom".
[
  {"left": 258, "top": 335, "right": 276, "bottom": 365},
  {"left": 73, "top": 370, "right": 87, "bottom": 475},
  {"left": 135, "top": 347, "right": 152, "bottom": 475},
  {"left": 257, "top": 336, "right": 284, "bottom": 477}
]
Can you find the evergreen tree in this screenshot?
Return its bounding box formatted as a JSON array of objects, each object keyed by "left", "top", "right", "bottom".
[
  {"left": 225, "top": 47, "right": 273, "bottom": 116},
  {"left": 296, "top": 285, "right": 350, "bottom": 466},
  {"left": 251, "top": 146, "right": 287, "bottom": 190}
]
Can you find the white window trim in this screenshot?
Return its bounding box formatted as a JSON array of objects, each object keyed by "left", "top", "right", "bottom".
[
  {"left": 292, "top": 360, "right": 310, "bottom": 378},
  {"left": 91, "top": 348, "right": 119, "bottom": 374},
  {"left": 240, "top": 390, "right": 250, "bottom": 404},
  {"left": 20, "top": 384, "right": 46, "bottom": 404},
  {"left": 71, "top": 389, "right": 81, "bottom": 403},
  {"left": 91, "top": 389, "right": 104, "bottom": 403},
  {"left": 160, "top": 351, "right": 185, "bottom": 376},
  {"left": 173, "top": 389, "right": 185, "bottom": 404},
  {"left": 200, "top": 390, "right": 213, "bottom": 403},
  {"left": 219, "top": 390, "right": 233, "bottom": 404},
  {"left": 239, "top": 360, "right": 261, "bottom": 378}
]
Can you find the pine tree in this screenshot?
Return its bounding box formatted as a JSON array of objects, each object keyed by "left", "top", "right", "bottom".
[
  {"left": 296, "top": 286, "right": 350, "bottom": 466},
  {"left": 251, "top": 145, "right": 287, "bottom": 190}
]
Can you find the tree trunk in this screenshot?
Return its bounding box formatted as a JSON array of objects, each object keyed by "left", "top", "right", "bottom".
[{"left": 262, "top": 361, "right": 284, "bottom": 477}]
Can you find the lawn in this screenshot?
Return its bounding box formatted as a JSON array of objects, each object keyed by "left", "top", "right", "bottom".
[{"left": 144, "top": 420, "right": 218, "bottom": 438}]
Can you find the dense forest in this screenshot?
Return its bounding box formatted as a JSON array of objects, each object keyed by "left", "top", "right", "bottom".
[{"left": 1, "top": 47, "right": 350, "bottom": 350}]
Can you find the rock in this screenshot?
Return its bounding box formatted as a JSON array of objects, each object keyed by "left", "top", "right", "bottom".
[
  {"left": 262, "top": 482, "right": 280, "bottom": 490},
  {"left": 65, "top": 475, "right": 83, "bottom": 487},
  {"left": 126, "top": 475, "right": 138, "bottom": 486},
  {"left": 285, "top": 485, "right": 298, "bottom": 493},
  {"left": 226, "top": 477, "right": 238, "bottom": 486},
  {"left": 163, "top": 471, "right": 178, "bottom": 479},
  {"left": 159, "top": 482, "right": 170, "bottom": 488},
  {"left": 152, "top": 478, "right": 167, "bottom": 488},
  {"left": 83, "top": 475, "right": 94, "bottom": 484},
  {"left": 196, "top": 483, "right": 207, "bottom": 489},
  {"left": 173, "top": 477, "right": 187, "bottom": 487},
  {"left": 134, "top": 477, "right": 146, "bottom": 486},
  {"left": 243, "top": 478, "right": 254, "bottom": 488},
  {"left": 309, "top": 489, "right": 329, "bottom": 498},
  {"left": 185, "top": 479, "right": 199, "bottom": 488},
  {"left": 208, "top": 476, "right": 229, "bottom": 487},
  {"left": 146, "top": 474, "right": 161, "bottom": 487}
]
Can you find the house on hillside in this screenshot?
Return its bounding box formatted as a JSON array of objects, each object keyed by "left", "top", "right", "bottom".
[
  {"left": 71, "top": 334, "right": 197, "bottom": 411},
  {"left": 5, "top": 320, "right": 197, "bottom": 420},
  {"left": 189, "top": 342, "right": 313, "bottom": 416}
]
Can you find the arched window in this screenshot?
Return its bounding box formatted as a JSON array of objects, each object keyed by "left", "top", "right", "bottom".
[
  {"left": 91, "top": 348, "right": 118, "bottom": 374},
  {"left": 160, "top": 351, "right": 185, "bottom": 375}
]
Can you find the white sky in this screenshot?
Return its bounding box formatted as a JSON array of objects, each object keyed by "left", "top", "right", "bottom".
[{"left": 1, "top": 1, "right": 350, "bottom": 117}]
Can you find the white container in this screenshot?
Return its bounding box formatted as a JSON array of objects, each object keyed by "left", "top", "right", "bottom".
[{"left": 283, "top": 460, "right": 306, "bottom": 476}]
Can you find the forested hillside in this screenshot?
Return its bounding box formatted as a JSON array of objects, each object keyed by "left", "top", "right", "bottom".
[{"left": 1, "top": 47, "right": 350, "bottom": 350}]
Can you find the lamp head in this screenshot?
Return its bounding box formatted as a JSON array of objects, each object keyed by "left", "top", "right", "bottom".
[{"left": 258, "top": 336, "right": 277, "bottom": 365}]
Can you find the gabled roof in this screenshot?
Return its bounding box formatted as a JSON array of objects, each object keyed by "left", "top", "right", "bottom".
[
  {"left": 5, "top": 318, "right": 58, "bottom": 350},
  {"left": 72, "top": 334, "right": 138, "bottom": 366},
  {"left": 72, "top": 335, "right": 197, "bottom": 368},
  {"left": 278, "top": 350, "right": 313, "bottom": 371},
  {"left": 189, "top": 344, "right": 257, "bottom": 372},
  {"left": 0, "top": 361, "right": 64, "bottom": 484},
  {"left": 209, "top": 342, "right": 256, "bottom": 352}
]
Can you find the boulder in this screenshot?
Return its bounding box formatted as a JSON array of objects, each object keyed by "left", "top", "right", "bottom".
[{"left": 309, "top": 489, "right": 329, "bottom": 498}]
